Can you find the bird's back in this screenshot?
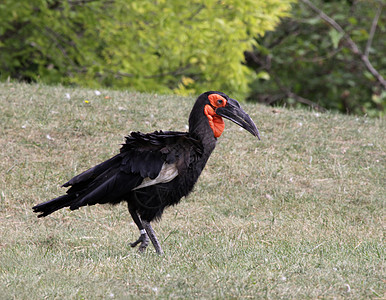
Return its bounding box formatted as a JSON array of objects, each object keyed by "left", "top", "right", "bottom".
[
  {"left": 33, "top": 130, "right": 207, "bottom": 221},
  {"left": 123, "top": 130, "right": 207, "bottom": 221}
]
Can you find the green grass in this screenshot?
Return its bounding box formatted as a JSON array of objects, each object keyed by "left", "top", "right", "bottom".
[{"left": 0, "top": 82, "right": 384, "bottom": 299}]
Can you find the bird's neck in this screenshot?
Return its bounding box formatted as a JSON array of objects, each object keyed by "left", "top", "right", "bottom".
[{"left": 188, "top": 110, "right": 217, "bottom": 155}]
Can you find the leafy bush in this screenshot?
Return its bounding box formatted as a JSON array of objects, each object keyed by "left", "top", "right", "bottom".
[
  {"left": 245, "top": 0, "right": 386, "bottom": 116},
  {"left": 0, "top": 0, "right": 292, "bottom": 98}
]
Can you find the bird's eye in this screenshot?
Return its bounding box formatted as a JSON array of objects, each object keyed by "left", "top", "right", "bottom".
[{"left": 208, "top": 93, "right": 227, "bottom": 107}]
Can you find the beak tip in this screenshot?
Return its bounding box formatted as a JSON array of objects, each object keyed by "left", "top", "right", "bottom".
[
  {"left": 249, "top": 125, "right": 260, "bottom": 140},
  {"left": 254, "top": 130, "right": 261, "bottom": 140},
  {"left": 215, "top": 98, "right": 261, "bottom": 140}
]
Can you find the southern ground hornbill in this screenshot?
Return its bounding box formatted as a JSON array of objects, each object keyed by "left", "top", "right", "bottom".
[{"left": 33, "top": 91, "right": 260, "bottom": 254}]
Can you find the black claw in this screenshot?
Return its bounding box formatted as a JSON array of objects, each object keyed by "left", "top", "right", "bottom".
[
  {"left": 130, "top": 238, "right": 141, "bottom": 247},
  {"left": 130, "top": 234, "right": 149, "bottom": 252}
]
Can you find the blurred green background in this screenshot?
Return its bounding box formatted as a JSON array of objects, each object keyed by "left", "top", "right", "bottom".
[{"left": 1, "top": 0, "right": 385, "bottom": 116}]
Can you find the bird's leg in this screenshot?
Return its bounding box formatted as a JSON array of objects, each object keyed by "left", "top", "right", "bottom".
[
  {"left": 129, "top": 207, "right": 149, "bottom": 253},
  {"left": 142, "top": 220, "right": 164, "bottom": 255}
]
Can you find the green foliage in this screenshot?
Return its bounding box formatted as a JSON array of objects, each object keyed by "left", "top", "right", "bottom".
[
  {"left": 0, "top": 0, "right": 292, "bottom": 98},
  {"left": 245, "top": 0, "right": 386, "bottom": 116}
]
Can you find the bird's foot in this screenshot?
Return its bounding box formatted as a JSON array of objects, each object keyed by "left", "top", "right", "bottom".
[
  {"left": 142, "top": 220, "right": 164, "bottom": 255},
  {"left": 130, "top": 232, "right": 149, "bottom": 253}
]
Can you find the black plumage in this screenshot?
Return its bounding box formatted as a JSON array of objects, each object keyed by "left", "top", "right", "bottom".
[{"left": 33, "top": 91, "right": 260, "bottom": 254}]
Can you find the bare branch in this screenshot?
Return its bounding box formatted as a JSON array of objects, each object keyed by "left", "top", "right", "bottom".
[
  {"left": 300, "top": 0, "right": 386, "bottom": 89},
  {"left": 272, "top": 73, "right": 327, "bottom": 112},
  {"left": 287, "top": 91, "right": 327, "bottom": 112},
  {"left": 300, "top": 0, "right": 360, "bottom": 54},
  {"left": 364, "top": 5, "right": 383, "bottom": 58},
  {"left": 297, "top": 46, "right": 343, "bottom": 63}
]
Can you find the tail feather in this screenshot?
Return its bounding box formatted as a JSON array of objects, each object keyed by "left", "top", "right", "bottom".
[
  {"left": 32, "top": 194, "right": 76, "bottom": 218},
  {"left": 33, "top": 171, "right": 141, "bottom": 217},
  {"left": 33, "top": 148, "right": 144, "bottom": 218}
]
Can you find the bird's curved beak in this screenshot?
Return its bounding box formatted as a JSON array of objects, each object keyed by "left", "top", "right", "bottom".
[{"left": 216, "top": 98, "right": 260, "bottom": 139}]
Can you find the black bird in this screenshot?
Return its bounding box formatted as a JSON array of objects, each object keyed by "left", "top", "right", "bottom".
[{"left": 33, "top": 91, "right": 260, "bottom": 254}]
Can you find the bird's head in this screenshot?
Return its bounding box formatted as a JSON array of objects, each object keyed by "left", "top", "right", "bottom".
[{"left": 191, "top": 91, "right": 260, "bottom": 139}]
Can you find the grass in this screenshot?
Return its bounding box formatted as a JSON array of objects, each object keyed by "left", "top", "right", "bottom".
[{"left": 0, "top": 81, "right": 384, "bottom": 299}]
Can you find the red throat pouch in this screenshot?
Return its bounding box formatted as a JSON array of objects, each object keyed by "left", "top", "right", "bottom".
[{"left": 204, "top": 105, "right": 225, "bottom": 138}]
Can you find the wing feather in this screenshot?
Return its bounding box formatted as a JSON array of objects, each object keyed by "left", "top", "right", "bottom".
[{"left": 34, "top": 130, "right": 204, "bottom": 216}]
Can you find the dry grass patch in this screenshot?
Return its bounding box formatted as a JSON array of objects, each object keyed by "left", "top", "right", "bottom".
[{"left": 0, "top": 82, "right": 384, "bottom": 299}]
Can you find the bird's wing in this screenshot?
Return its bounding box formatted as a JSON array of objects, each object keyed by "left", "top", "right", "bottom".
[
  {"left": 62, "top": 130, "right": 203, "bottom": 209},
  {"left": 62, "top": 154, "right": 122, "bottom": 188}
]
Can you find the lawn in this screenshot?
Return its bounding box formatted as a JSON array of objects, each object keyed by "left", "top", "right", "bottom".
[{"left": 0, "top": 82, "right": 384, "bottom": 299}]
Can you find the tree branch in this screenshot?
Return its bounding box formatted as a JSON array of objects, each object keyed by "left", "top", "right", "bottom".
[
  {"left": 300, "top": 0, "right": 386, "bottom": 89},
  {"left": 287, "top": 91, "right": 327, "bottom": 112},
  {"left": 300, "top": 0, "right": 361, "bottom": 53},
  {"left": 297, "top": 45, "right": 343, "bottom": 63},
  {"left": 272, "top": 74, "right": 327, "bottom": 112},
  {"left": 364, "top": 4, "right": 383, "bottom": 58}
]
